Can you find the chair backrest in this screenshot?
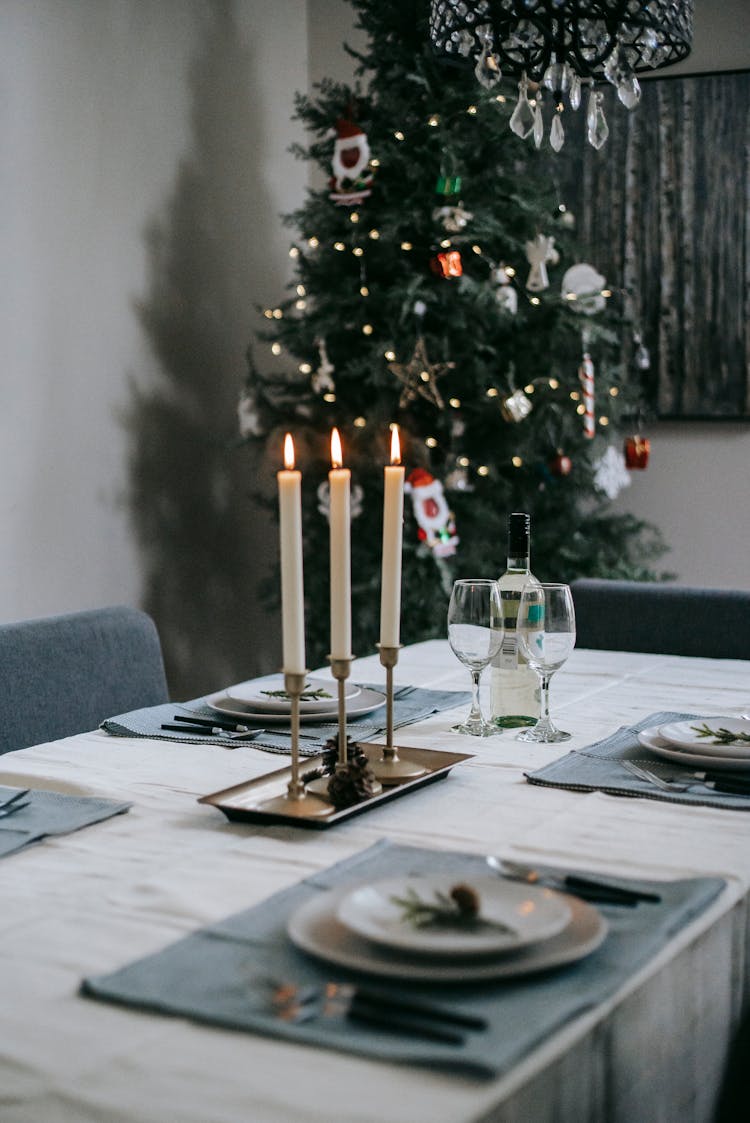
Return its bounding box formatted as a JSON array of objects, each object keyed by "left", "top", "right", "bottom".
[
  {"left": 569, "top": 579, "right": 750, "bottom": 660},
  {"left": 0, "top": 605, "right": 169, "bottom": 755}
]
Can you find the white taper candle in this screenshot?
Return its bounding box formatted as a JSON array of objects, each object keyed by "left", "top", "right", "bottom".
[
  {"left": 329, "top": 428, "right": 352, "bottom": 659},
  {"left": 278, "top": 433, "right": 306, "bottom": 674},
  {"left": 379, "top": 426, "right": 405, "bottom": 648}
]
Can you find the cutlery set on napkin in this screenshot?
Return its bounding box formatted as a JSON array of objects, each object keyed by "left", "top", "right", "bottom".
[
  {"left": 527, "top": 711, "right": 750, "bottom": 811},
  {"left": 0, "top": 787, "right": 30, "bottom": 818},
  {"left": 269, "top": 980, "right": 486, "bottom": 1044},
  {"left": 102, "top": 677, "right": 469, "bottom": 758},
  {"left": 635, "top": 716, "right": 750, "bottom": 794},
  {"left": 0, "top": 784, "right": 132, "bottom": 860},
  {"left": 82, "top": 840, "right": 725, "bottom": 1076}
]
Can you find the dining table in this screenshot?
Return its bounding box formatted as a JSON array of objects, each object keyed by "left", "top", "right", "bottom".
[{"left": 1, "top": 639, "right": 749, "bottom": 1123}]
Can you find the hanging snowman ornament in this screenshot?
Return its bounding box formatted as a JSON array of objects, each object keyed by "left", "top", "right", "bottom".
[
  {"left": 492, "top": 264, "right": 518, "bottom": 314},
  {"left": 329, "top": 118, "right": 373, "bottom": 207},
  {"left": 405, "top": 467, "right": 459, "bottom": 558}
]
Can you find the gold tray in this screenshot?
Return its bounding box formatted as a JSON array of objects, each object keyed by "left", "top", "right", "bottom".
[{"left": 197, "top": 742, "right": 473, "bottom": 829}]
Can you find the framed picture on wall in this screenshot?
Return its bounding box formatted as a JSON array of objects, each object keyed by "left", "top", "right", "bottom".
[{"left": 552, "top": 69, "right": 750, "bottom": 420}]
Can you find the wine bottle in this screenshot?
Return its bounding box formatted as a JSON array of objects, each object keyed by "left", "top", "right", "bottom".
[{"left": 490, "top": 512, "right": 541, "bottom": 728}]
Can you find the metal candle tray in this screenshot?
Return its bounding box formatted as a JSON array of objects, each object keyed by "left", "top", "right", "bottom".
[{"left": 198, "top": 742, "right": 473, "bottom": 830}]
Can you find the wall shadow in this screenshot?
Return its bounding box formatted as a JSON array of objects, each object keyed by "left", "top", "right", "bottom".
[{"left": 127, "top": 0, "right": 281, "bottom": 700}]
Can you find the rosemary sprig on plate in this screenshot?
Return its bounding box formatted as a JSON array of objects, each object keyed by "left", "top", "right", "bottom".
[
  {"left": 390, "top": 883, "right": 516, "bottom": 935},
  {"left": 261, "top": 685, "right": 332, "bottom": 702},
  {"left": 691, "top": 722, "right": 750, "bottom": 746}
]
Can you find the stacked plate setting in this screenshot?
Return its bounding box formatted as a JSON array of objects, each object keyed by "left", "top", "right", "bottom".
[
  {"left": 638, "top": 717, "right": 750, "bottom": 772},
  {"left": 286, "top": 874, "right": 608, "bottom": 982},
  {"left": 205, "top": 675, "right": 386, "bottom": 725}
]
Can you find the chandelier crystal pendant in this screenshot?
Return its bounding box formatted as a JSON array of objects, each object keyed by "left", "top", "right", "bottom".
[{"left": 428, "top": 0, "right": 693, "bottom": 150}]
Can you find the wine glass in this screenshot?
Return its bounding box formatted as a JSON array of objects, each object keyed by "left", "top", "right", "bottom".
[
  {"left": 447, "top": 579, "right": 504, "bottom": 736},
  {"left": 516, "top": 583, "right": 576, "bottom": 743}
]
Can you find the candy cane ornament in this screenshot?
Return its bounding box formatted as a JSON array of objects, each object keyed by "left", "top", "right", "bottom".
[{"left": 579, "top": 352, "right": 595, "bottom": 438}]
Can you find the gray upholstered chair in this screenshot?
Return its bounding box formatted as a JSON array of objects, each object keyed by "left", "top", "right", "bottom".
[
  {"left": 570, "top": 579, "right": 750, "bottom": 660},
  {"left": 0, "top": 605, "right": 169, "bottom": 755}
]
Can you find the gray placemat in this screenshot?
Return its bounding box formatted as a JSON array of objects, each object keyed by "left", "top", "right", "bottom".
[
  {"left": 0, "top": 785, "right": 131, "bottom": 858},
  {"left": 101, "top": 684, "right": 470, "bottom": 757},
  {"left": 81, "top": 839, "right": 724, "bottom": 1079},
  {"left": 526, "top": 711, "right": 750, "bottom": 811}
]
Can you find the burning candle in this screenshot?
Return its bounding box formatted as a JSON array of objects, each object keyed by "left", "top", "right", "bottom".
[
  {"left": 328, "top": 428, "right": 352, "bottom": 659},
  {"left": 380, "top": 425, "right": 405, "bottom": 648},
  {"left": 277, "top": 433, "right": 305, "bottom": 674}
]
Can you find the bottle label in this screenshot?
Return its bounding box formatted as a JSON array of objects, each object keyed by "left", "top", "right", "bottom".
[{"left": 499, "top": 590, "right": 521, "bottom": 669}]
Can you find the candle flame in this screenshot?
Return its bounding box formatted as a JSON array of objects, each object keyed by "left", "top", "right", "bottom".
[
  {"left": 283, "top": 433, "right": 295, "bottom": 470},
  {"left": 390, "top": 425, "right": 401, "bottom": 465},
  {"left": 331, "top": 427, "right": 343, "bottom": 469}
]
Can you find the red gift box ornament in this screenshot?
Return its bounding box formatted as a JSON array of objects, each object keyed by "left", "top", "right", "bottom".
[
  {"left": 624, "top": 435, "right": 650, "bottom": 469},
  {"left": 430, "top": 250, "right": 463, "bottom": 279}
]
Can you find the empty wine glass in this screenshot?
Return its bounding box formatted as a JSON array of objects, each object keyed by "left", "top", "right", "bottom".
[
  {"left": 447, "top": 579, "right": 504, "bottom": 736},
  {"left": 516, "top": 582, "right": 576, "bottom": 743}
]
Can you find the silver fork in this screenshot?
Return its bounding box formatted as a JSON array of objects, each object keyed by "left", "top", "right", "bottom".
[
  {"left": 0, "top": 799, "right": 30, "bottom": 819},
  {"left": 621, "top": 760, "right": 689, "bottom": 792}
]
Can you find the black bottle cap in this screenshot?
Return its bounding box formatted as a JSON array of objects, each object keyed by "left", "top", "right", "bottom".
[{"left": 507, "top": 512, "right": 531, "bottom": 556}]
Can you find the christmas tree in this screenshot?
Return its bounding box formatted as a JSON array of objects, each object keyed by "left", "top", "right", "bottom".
[{"left": 239, "top": 0, "right": 666, "bottom": 670}]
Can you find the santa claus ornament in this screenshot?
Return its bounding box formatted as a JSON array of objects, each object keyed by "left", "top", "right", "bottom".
[
  {"left": 405, "top": 467, "right": 459, "bottom": 558},
  {"left": 329, "top": 118, "right": 374, "bottom": 207}
]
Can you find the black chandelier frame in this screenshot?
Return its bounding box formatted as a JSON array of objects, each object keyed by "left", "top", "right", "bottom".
[{"left": 428, "top": 0, "right": 694, "bottom": 85}]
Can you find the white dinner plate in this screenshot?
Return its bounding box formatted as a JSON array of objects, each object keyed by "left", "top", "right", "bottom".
[
  {"left": 205, "top": 686, "right": 386, "bottom": 726},
  {"left": 217, "top": 676, "right": 360, "bottom": 715},
  {"left": 287, "top": 886, "right": 607, "bottom": 983},
  {"left": 658, "top": 718, "right": 750, "bottom": 756},
  {"left": 638, "top": 726, "right": 750, "bottom": 772},
  {"left": 335, "top": 875, "right": 571, "bottom": 958}
]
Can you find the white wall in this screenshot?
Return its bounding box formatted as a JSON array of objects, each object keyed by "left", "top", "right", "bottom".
[
  {"left": 0, "top": 0, "right": 189, "bottom": 620},
  {"left": 0, "top": 0, "right": 309, "bottom": 695}
]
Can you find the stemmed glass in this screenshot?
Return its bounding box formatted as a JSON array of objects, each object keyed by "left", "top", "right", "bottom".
[
  {"left": 516, "top": 582, "right": 576, "bottom": 743},
  {"left": 447, "top": 579, "right": 504, "bottom": 736}
]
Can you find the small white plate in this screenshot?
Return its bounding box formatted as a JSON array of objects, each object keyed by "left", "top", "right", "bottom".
[
  {"left": 219, "top": 676, "right": 360, "bottom": 715},
  {"left": 205, "top": 686, "right": 386, "bottom": 726},
  {"left": 336, "top": 876, "right": 571, "bottom": 958},
  {"left": 658, "top": 718, "right": 750, "bottom": 756},
  {"left": 638, "top": 726, "right": 750, "bottom": 772},
  {"left": 288, "top": 886, "right": 607, "bottom": 983}
]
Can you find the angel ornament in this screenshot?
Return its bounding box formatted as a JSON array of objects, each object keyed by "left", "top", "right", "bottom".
[{"left": 525, "top": 234, "right": 558, "bottom": 292}]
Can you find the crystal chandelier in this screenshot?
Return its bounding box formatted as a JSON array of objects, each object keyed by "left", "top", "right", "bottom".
[{"left": 428, "top": 1, "right": 693, "bottom": 150}]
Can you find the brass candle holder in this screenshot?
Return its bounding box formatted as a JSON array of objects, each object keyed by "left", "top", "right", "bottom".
[
  {"left": 370, "top": 644, "right": 428, "bottom": 784},
  {"left": 307, "top": 656, "right": 383, "bottom": 798},
  {"left": 330, "top": 656, "right": 353, "bottom": 771},
  {"left": 258, "top": 671, "right": 331, "bottom": 818}
]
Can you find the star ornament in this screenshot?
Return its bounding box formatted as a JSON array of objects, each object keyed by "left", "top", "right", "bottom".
[{"left": 388, "top": 336, "right": 454, "bottom": 409}]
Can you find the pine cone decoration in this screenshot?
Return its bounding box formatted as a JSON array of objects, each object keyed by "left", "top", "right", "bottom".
[
  {"left": 320, "top": 736, "right": 341, "bottom": 775},
  {"left": 326, "top": 746, "right": 379, "bottom": 810}
]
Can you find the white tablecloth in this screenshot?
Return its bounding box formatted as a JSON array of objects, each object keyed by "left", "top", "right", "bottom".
[{"left": 1, "top": 643, "right": 749, "bottom": 1123}]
